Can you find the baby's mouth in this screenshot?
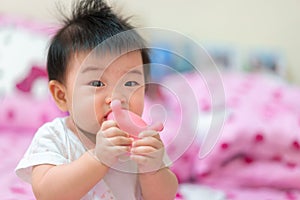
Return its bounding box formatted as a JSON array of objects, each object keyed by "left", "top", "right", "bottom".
[{"left": 103, "top": 111, "right": 112, "bottom": 121}]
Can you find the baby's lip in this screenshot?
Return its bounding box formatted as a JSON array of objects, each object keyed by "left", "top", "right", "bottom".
[{"left": 104, "top": 110, "right": 112, "bottom": 121}]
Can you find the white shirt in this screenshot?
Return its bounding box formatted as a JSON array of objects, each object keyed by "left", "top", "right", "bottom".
[{"left": 15, "top": 117, "right": 143, "bottom": 200}]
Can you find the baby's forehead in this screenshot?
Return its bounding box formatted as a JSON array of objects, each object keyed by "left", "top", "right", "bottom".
[
  {"left": 71, "top": 50, "right": 143, "bottom": 74},
  {"left": 83, "top": 49, "right": 141, "bottom": 62},
  {"left": 81, "top": 51, "right": 121, "bottom": 67}
]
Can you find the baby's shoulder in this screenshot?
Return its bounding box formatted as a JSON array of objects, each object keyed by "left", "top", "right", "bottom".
[{"left": 34, "top": 117, "right": 68, "bottom": 140}]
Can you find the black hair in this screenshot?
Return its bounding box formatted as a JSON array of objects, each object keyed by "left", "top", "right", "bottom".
[{"left": 47, "top": 0, "right": 150, "bottom": 83}]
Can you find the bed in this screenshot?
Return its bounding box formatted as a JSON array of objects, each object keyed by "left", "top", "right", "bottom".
[
  {"left": 0, "top": 15, "right": 65, "bottom": 199},
  {"left": 156, "top": 71, "right": 300, "bottom": 200},
  {"left": 1, "top": 14, "right": 300, "bottom": 200}
]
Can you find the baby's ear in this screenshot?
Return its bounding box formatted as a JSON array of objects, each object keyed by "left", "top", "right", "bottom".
[{"left": 48, "top": 80, "right": 68, "bottom": 112}]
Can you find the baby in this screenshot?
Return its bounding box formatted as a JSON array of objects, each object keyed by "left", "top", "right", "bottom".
[{"left": 15, "top": 0, "right": 178, "bottom": 199}]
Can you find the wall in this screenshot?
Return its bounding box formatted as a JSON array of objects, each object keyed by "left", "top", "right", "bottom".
[{"left": 1, "top": 0, "right": 299, "bottom": 84}]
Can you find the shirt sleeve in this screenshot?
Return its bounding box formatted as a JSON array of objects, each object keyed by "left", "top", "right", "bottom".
[{"left": 15, "top": 123, "right": 69, "bottom": 183}]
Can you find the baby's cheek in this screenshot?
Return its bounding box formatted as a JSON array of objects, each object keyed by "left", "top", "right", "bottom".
[{"left": 128, "top": 88, "right": 145, "bottom": 115}]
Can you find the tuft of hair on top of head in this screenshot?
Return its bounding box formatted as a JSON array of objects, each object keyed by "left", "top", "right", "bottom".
[
  {"left": 56, "top": 0, "right": 128, "bottom": 31},
  {"left": 67, "top": 0, "right": 114, "bottom": 24},
  {"left": 47, "top": 0, "right": 150, "bottom": 83}
]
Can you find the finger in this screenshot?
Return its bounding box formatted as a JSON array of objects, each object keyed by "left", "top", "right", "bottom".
[
  {"left": 113, "top": 146, "right": 131, "bottom": 155},
  {"left": 131, "top": 146, "right": 159, "bottom": 156},
  {"left": 108, "top": 137, "right": 134, "bottom": 146},
  {"left": 132, "top": 137, "right": 163, "bottom": 149},
  {"left": 138, "top": 130, "right": 160, "bottom": 139},
  {"left": 101, "top": 127, "right": 129, "bottom": 138},
  {"left": 102, "top": 145, "right": 131, "bottom": 155},
  {"left": 101, "top": 120, "right": 118, "bottom": 131},
  {"left": 102, "top": 146, "right": 131, "bottom": 157}
]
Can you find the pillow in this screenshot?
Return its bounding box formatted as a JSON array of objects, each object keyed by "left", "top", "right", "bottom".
[{"left": 0, "top": 14, "right": 65, "bottom": 131}]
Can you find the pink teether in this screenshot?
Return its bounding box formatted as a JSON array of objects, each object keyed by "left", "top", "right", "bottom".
[{"left": 107, "top": 99, "right": 163, "bottom": 138}]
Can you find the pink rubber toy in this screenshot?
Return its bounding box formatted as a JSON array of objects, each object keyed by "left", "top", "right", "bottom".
[{"left": 107, "top": 99, "right": 164, "bottom": 138}]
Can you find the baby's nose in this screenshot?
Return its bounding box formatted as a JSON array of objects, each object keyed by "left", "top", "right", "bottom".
[
  {"left": 105, "top": 96, "right": 126, "bottom": 105},
  {"left": 105, "top": 97, "right": 112, "bottom": 104}
]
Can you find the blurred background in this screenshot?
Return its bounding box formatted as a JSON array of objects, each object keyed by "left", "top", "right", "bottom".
[
  {"left": 1, "top": 0, "right": 300, "bottom": 84},
  {"left": 2, "top": 1, "right": 300, "bottom": 199}
]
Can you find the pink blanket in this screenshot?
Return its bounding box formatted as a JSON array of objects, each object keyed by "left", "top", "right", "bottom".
[
  {"left": 0, "top": 130, "right": 34, "bottom": 199},
  {"left": 156, "top": 72, "right": 300, "bottom": 199},
  {"left": 3, "top": 72, "right": 300, "bottom": 200}
]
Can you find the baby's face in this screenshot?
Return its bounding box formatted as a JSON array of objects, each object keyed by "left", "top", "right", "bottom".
[{"left": 64, "top": 50, "right": 145, "bottom": 135}]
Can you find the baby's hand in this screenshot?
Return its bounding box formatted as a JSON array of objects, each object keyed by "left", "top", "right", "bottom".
[
  {"left": 94, "top": 120, "right": 134, "bottom": 167},
  {"left": 130, "top": 129, "right": 165, "bottom": 174},
  {"left": 107, "top": 99, "right": 164, "bottom": 139}
]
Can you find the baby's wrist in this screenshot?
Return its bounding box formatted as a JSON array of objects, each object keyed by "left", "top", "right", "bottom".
[
  {"left": 87, "top": 149, "right": 110, "bottom": 168},
  {"left": 139, "top": 165, "right": 168, "bottom": 177},
  {"left": 138, "top": 162, "right": 166, "bottom": 175}
]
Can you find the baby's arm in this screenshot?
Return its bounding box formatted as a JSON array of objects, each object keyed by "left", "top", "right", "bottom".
[
  {"left": 31, "top": 120, "right": 132, "bottom": 200},
  {"left": 32, "top": 151, "right": 108, "bottom": 200},
  {"left": 139, "top": 167, "right": 178, "bottom": 200},
  {"left": 130, "top": 130, "right": 178, "bottom": 200}
]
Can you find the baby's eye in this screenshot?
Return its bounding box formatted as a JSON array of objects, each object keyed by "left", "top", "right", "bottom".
[
  {"left": 89, "top": 80, "right": 105, "bottom": 87},
  {"left": 124, "top": 81, "right": 139, "bottom": 87}
]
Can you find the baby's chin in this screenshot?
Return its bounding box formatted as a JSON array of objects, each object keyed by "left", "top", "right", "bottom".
[{"left": 76, "top": 121, "right": 101, "bottom": 135}]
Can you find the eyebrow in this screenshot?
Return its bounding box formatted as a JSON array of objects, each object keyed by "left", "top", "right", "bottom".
[
  {"left": 82, "top": 66, "right": 143, "bottom": 75},
  {"left": 128, "top": 69, "right": 143, "bottom": 75},
  {"left": 81, "top": 66, "right": 103, "bottom": 74}
]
